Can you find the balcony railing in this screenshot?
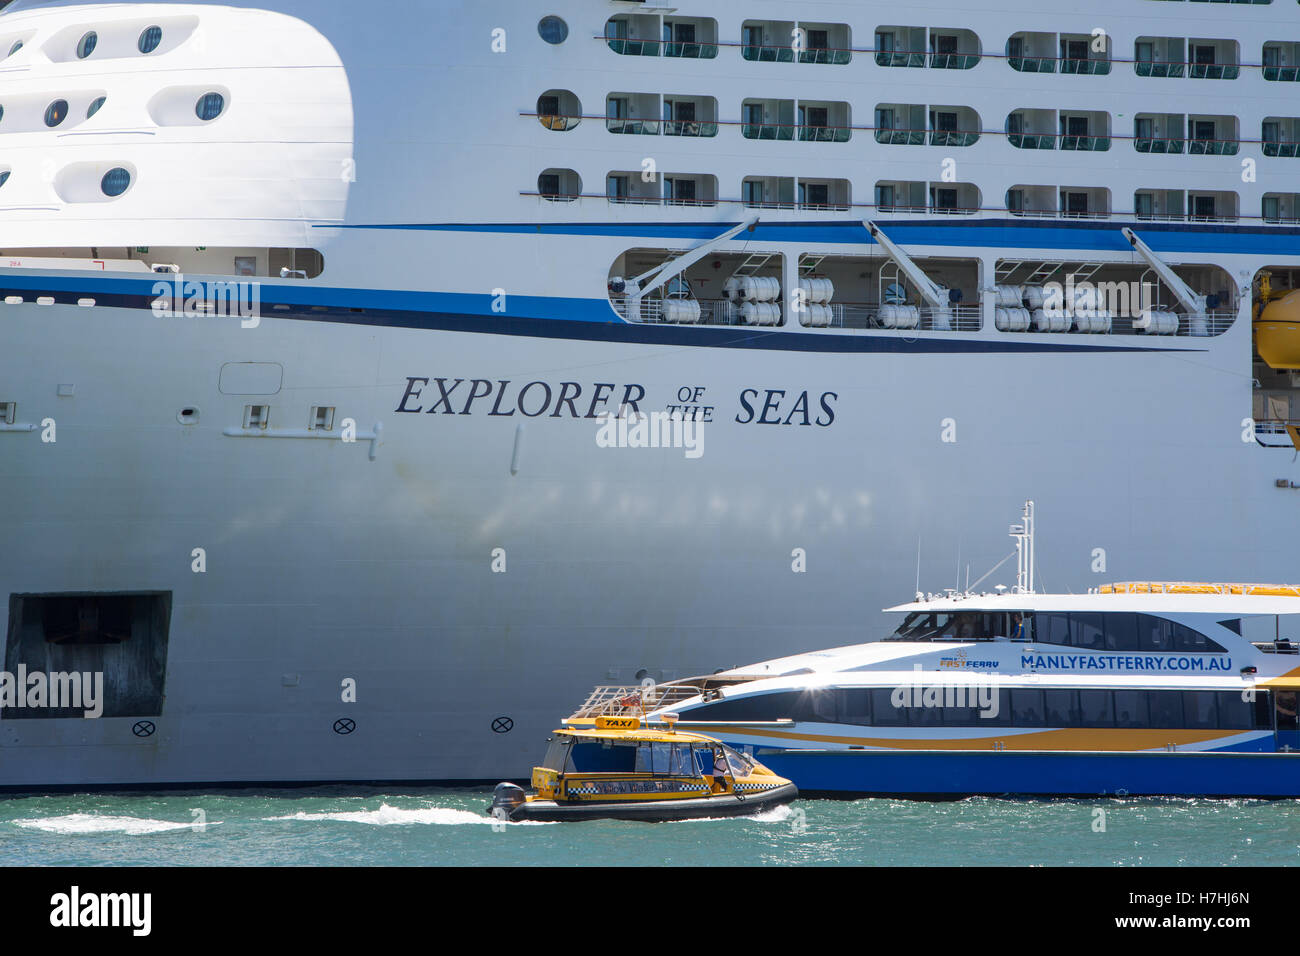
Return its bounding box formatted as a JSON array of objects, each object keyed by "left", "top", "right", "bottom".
[
  {"left": 605, "top": 37, "right": 659, "bottom": 56},
  {"left": 742, "top": 42, "right": 795, "bottom": 62},
  {"left": 663, "top": 120, "right": 718, "bottom": 137},
  {"left": 664, "top": 41, "right": 718, "bottom": 59},
  {"left": 1060, "top": 134, "right": 1111, "bottom": 151},
  {"left": 1187, "top": 137, "right": 1239, "bottom": 155},
  {"left": 1136, "top": 61, "right": 1186, "bottom": 78},
  {"left": 929, "top": 52, "right": 980, "bottom": 69},
  {"left": 1008, "top": 55, "right": 1056, "bottom": 73},
  {"left": 875, "top": 128, "right": 927, "bottom": 145},
  {"left": 798, "top": 124, "right": 852, "bottom": 142},
  {"left": 607, "top": 118, "right": 661, "bottom": 135},
  {"left": 930, "top": 129, "right": 980, "bottom": 147},
  {"left": 1189, "top": 63, "right": 1239, "bottom": 79},
  {"left": 742, "top": 122, "right": 794, "bottom": 141},
  {"left": 875, "top": 50, "right": 925, "bottom": 67},
  {"left": 1060, "top": 58, "right": 1110, "bottom": 75},
  {"left": 798, "top": 47, "right": 851, "bottom": 64},
  {"left": 1135, "top": 136, "right": 1186, "bottom": 154},
  {"left": 1009, "top": 132, "right": 1056, "bottom": 149},
  {"left": 537, "top": 114, "right": 580, "bottom": 131},
  {"left": 1263, "top": 142, "right": 1300, "bottom": 158},
  {"left": 1263, "top": 66, "right": 1300, "bottom": 82}
]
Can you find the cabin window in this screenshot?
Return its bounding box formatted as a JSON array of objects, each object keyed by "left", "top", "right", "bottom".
[
  {"left": 76, "top": 31, "right": 97, "bottom": 59},
  {"left": 101, "top": 167, "right": 131, "bottom": 197},
  {"left": 1182, "top": 691, "right": 1218, "bottom": 729},
  {"left": 540, "top": 737, "right": 571, "bottom": 771},
  {"left": 1079, "top": 689, "right": 1114, "bottom": 726},
  {"left": 1010, "top": 689, "right": 1045, "bottom": 726},
  {"left": 1113, "top": 690, "right": 1148, "bottom": 727},
  {"left": 0, "top": 170, "right": 9, "bottom": 189},
  {"left": 86, "top": 96, "right": 105, "bottom": 119},
  {"left": 44, "top": 100, "right": 68, "bottom": 128},
  {"left": 1044, "top": 689, "right": 1078, "bottom": 725},
  {"left": 567, "top": 741, "right": 637, "bottom": 773},
  {"left": 196, "top": 92, "right": 226, "bottom": 121},
  {"left": 138, "top": 25, "right": 163, "bottom": 54},
  {"left": 538, "top": 16, "right": 568, "bottom": 45},
  {"left": 1148, "top": 691, "right": 1185, "bottom": 728}
]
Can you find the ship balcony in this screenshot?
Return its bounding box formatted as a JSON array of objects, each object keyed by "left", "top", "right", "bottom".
[
  {"left": 1135, "top": 189, "right": 1187, "bottom": 222},
  {"left": 795, "top": 22, "right": 852, "bottom": 64},
  {"left": 1059, "top": 112, "right": 1111, "bottom": 151},
  {"left": 1263, "top": 118, "right": 1300, "bottom": 158},
  {"left": 663, "top": 18, "right": 719, "bottom": 59},
  {"left": 535, "top": 91, "right": 582, "bottom": 132},
  {"left": 1264, "top": 193, "right": 1300, "bottom": 224},
  {"left": 1134, "top": 113, "right": 1185, "bottom": 153},
  {"left": 662, "top": 97, "right": 718, "bottom": 138},
  {"left": 1135, "top": 37, "right": 1187, "bottom": 77},
  {"left": 1188, "top": 115, "right": 1239, "bottom": 155},
  {"left": 1187, "top": 191, "right": 1239, "bottom": 223},
  {"left": 537, "top": 168, "right": 581, "bottom": 203},
  {"left": 875, "top": 180, "right": 928, "bottom": 214},
  {"left": 1007, "top": 109, "right": 1056, "bottom": 149},
  {"left": 928, "top": 29, "right": 981, "bottom": 69},
  {"left": 1263, "top": 43, "right": 1300, "bottom": 81},
  {"left": 741, "top": 98, "right": 795, "bottom": 140},
  {"left": 1007, "top": 32, "right": 1056, "bottom": 73},
  {"left": 1059, "top": 33, "right": 1111, "bottom": 75},
  {"left": 1006, "top": 185, "right": 1060, "bottom": 217},
  {"left": 741, "top": 20, "right": 796, "bottom": 62},
  {"left": 928, "top": 106, "right": 981, "bottom": 147},
  {"left": 797, "top": 101, "right": 852, "bottom": 142},
  {"left": 607, "top": 172, "right": 717, "bottom": 208},
  {"left": 874, "top": 26, "right": 925, "bottom": 67},
  {"left": 1059, "top": 187, "right": 1111, "bottom": 219},
  {"left": 604, "top": 15, "right": 660, "bottom": 56},
  {"left": 1188, "top": 39, "right": 1240, "bottom": 79},
  {"left": 606, "top": 93, "right": 660, "bottom": 135},
  {"left": 742, "top": 176, "right": 796, "bottom": 210},
  {"left": 798, "top": 178, "right": 851, "bottom": 211},
  {"left": 876, "top": 180, "right": 980, "bottom": 216}
]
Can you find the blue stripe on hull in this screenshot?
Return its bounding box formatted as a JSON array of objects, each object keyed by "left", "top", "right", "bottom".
[{"left": 758, "top": 748, "right": 1300, "bottom": 798}]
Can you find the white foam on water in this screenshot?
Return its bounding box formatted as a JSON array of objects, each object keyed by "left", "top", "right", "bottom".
[
  {"left": 11, "top": 814, "right": 214, "bottom": 836},
  {"left": 263, "top": 802, "right": 552, "bottom": 826}
]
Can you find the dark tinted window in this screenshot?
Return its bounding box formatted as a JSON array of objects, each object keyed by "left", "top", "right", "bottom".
[
  {"left": 1079, "top": 689, "right": 1114, "bottom": 727},
  {"left": 1138, "top": 615, "right": 1174, "bottom": 651},
  {"left": 1114, "top": 690, "right": 1146, "bottom": 727},
  {"left": 138, "top": 26, "right": 163, "bottom": 54},
  {"left": 1218, "top": 691, "right": 1253, "bottom": 729},
  {"left": 1183, "top": 691, "right": 1217, "bottom": 729},
  {"left": 1105, "top": 613, "right": 1139, "bottom": 651},
  {"left": 567, "top": 742, "right": 636, "bottom": 772},
  {"left": 1044, "top": 689, "right": 1078, "bottom": 725},
  {"left": 1011, "top": 689, "right": 1045, "bottom": 726},
  {"left": 871, "top": 688, "right": 908, "bottom": 725},
  {"left": 802, "top": 688, "right": 837, "bottom": 722},
  {"left": 1073, "top": 613, "right": 1105, "bottom": 650},
  {"left": 1174, "top": 623, "right": 1222, "bottom": 653},
  {"left": 1148, "top": 690, "right": 1185, "bottom": 728},
  {"left": 1039, "top": 613, "right": 1072, "bottom": 646},
  {"left": 838, "top": 689, "right": 871, "bottom": 725}
]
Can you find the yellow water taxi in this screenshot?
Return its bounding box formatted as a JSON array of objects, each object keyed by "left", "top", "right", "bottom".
[{"left": 488, "top": 715, "right": 798, "bottom": 822}]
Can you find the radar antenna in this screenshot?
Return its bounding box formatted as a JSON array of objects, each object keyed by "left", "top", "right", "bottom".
[{"left": 1009, "top": 500, "right": 1035, "bottom": 594}]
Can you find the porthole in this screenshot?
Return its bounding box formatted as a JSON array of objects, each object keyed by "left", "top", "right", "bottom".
[
  {"left": 7, "top": 41, "right": 22, "bottom": 58},
  {"left": 76, "top": 31, "right": 97, "bottom": 59},
  {"left": 86, "top": 96, "right": 105, "bottom": 119},
  {"left": 44, "top": 100, "right": 68, "bottom": 127},
  {"left": 0, "top": 171, "right": 9, "bottom": 189},
  {"left": 100, "top": 167, "right": 131, "bottom": 197},
  {"left": 0, "top": 104, "right": 4, "bottom": 125},
  {"left": 195, "top": 91, "right": 225, "bottom": 121},
  {"left": 138, "top": 25, "right": 162, "bottom": 54},
  {"left": 538, "top": 16, "right": 568, "bottom": 45}
]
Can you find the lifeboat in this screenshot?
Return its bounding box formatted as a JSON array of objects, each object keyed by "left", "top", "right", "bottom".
[
  {"left": 1254, "top": 275, "right": 1300, "bottom": 369},
  {"left": 488, "top": 715, "right": 797, "bottom": 822}
]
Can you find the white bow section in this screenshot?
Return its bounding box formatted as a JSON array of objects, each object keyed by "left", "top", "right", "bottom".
[{"left": 0, "top": 3, "right": 354, "bottom": 248}]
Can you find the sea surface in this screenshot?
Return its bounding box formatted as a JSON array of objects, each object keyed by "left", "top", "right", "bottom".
[{"left": 0, "top": 788, "right": 1295, "bottom": 865}]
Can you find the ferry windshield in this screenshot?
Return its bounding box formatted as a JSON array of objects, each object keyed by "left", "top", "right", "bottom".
[
  {"left": 885, "top": 610, "right": 1228, "bottom": 652},
  {"left": 887, "top": 611, "right": 1012, "bottom": 642}
]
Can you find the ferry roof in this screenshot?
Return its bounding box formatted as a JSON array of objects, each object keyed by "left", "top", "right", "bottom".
[
  {"left": 885, "top": 584, "right": 1300, "bottom": 617},
  {"left": 555, "top": 725, "right": 725, "bottom": 746}
]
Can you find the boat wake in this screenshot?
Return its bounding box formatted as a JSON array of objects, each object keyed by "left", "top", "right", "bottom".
[
  {"left": 263, "top": 802, "right": 553, "bottom": 826},
  {"left": 11, "top": 814, "right": 214, "bottom": 835}
]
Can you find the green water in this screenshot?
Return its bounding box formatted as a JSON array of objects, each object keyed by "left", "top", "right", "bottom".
[{"left": 0, "top": 789, "right": 1295, "bottom": 865}]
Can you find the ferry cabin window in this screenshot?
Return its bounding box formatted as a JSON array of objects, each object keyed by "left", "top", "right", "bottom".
[
  {"left": 540, "top": 737, "right": 571, "bottom": 771},
  {"left": 566, "top": 741, "right": 637, "bottom": 773}
]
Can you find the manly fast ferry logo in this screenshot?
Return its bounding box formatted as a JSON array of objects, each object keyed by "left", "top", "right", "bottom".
[{"left": 938, "top": 651, "right": 1000, "bottom": 669}]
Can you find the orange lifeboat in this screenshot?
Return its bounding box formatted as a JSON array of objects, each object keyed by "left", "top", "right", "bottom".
[{"left": 1255, "top": 275, "right": 1300, "bottom": 369}]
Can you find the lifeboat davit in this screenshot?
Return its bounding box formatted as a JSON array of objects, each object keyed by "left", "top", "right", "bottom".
[{"left": 1255, "top": 289, "right": 1300, "bottom": 369}]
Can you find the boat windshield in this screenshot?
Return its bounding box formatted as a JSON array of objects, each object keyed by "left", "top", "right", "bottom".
[
  {"left": 540, "top": 737, "right": 572, "bottom": 771},
  {"left": 719, "top": 743, "right": 755, "bottom": 777},
  {"left": 886, "top": 611, "right": 1018, "bottom": 642},
  {"left": 633, "top": 740, "right": 698, "bottom": 775}
]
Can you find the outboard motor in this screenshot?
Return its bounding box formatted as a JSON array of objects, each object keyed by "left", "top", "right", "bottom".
[{"left": 489, "top": 782, "right": 527, "bottom": 820}]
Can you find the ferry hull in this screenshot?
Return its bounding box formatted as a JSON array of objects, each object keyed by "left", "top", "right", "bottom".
[{"left": 761, "top": 750, "right": 1300, "bottom": 799}]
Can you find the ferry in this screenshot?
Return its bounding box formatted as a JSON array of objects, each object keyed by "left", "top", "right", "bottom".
[
  {"left": 6, "top": 0, "right": 1300, "bottom": 788},
  {"left": 583, "top": 506, "right": 1300, "bottom": 797},
  {"left": 488, "top": 715, "right": 797, "bottom": 822}
]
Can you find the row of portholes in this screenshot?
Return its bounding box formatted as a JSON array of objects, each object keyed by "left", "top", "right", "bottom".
[
  {"left": 0, "top": 166, "right": 132, "bottom": 197},
  {"left": 0, "top": 91, "right": 224, "bottom": 128},
  {"left": 5, "top": 25, "right": 166, "bottom": 62}
]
